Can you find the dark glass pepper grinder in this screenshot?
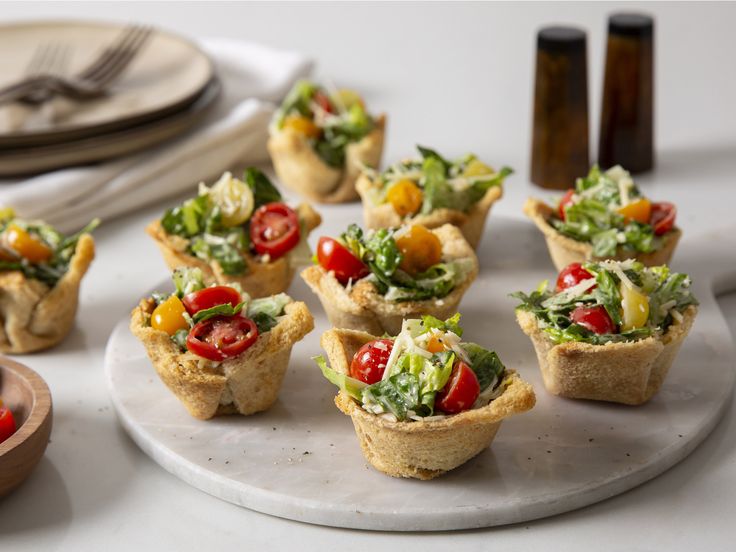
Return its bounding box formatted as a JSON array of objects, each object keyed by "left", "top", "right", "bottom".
[
  {"left": 599, "top": 13, "right": 655, "bottom": 173},
  {"left": 531, "top": 26, "right": 590, "bottom": 190}
]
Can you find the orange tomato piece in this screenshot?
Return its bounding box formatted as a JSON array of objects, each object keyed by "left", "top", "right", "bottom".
[
  {"left": 3, "top": 223, "right": 52, "bottom": 263},
  {"left": 396, "top": 224, "right": 442, "bottom": 276},
  {"left": 151, "top": 295, "right": 189, "bottom": 336},
  {"left": 386, "top": 179, "right": 423, "bottom": 217},
  {"left": 617, "top": 198, "right": 652, "bottom": 224},
  {"left": 426, "top": 334, "right": 447, "bottom": 353},
  {"left": 282, "top": 115, "right": 321, "bottom": 139}
]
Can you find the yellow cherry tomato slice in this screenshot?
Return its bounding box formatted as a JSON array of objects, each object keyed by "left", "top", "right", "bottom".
[
  {"left": 208, "top": 172, "right": 254, "bottom": 227},
  {"left": 151, "top": 295, "right": 189, "bottom": 336},
  {"left": 4, "top": 223, "right": 52, "bottom": 263},
  {"left": 396, "top": 224, "right": 442, "bottom": 277},
  {"left": 386, "top": 179, "right": 423, "bottom": 217},
  {"left": 617, "top": 198, "right": 652, "bottom": 224},
  {"left": 426, "top": 334, "right": 447, "bottom": 353},
  {"left": 282, "top": 115, "right": 321, "bottom": 139},
  {"left": 620, "top": 283, "right": 650, "bottom": 331},
  {"left": 332, "top": 89, "right": 365, "bottom": 110},
  {"left": 463, "top": 159, "right": 495, "bottom": 177}
]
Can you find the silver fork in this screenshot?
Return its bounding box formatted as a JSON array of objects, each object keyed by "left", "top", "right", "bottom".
[
  {"left": 21, "top": 43, "right": 72, "bottom": 105},
  {"left": 0, "top": 25, "right": 152, "bottom": 105}
]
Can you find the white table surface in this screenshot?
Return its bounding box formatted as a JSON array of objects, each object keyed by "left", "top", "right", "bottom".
[{"left": 1, "top": 1, "right": 735, "bottom": 550}]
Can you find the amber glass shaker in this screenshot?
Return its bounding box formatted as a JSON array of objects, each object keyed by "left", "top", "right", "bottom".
[
  {"left": 531, "top": 26, "right": 590, "bottom": 190},
  {"left": 599, "top": 13, "right": 655, "bottom": 173}
]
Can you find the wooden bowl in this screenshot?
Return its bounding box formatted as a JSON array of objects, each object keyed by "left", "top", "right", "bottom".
[{"left": 0, "top": 356, "right": 52, "bottom": 496}]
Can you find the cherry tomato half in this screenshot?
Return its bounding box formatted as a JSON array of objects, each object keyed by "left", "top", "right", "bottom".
[
  {"left": 350, "top": 338, "right": 393, "bottom": 384},
  {"left": 182, "top": 286, "right": 242, "bottom": 316},
  {"left": 3, "top": 223, "right": 53, "bottom": 263},
  {"left": 0, "top": 406, "right": 17, "bottom": 444},
  {"left": 250, "top": 202, "right": 301, "bottom": 259},
  {"left": 313, "top": 90, "right": 334, "bottom": 114},
  {"left": 186, "top": 316, "right": 258, "bottom": 361},
  {"left": 556, "top": 263, "right": 595, "bottom": 292},
  {"left": 558, "top": 189, "right": 576, "bottom": 221},
  {"left": 316, "top": 237, "right": 369, "bottom": 285},
  {"left": 650, "top": 202, "right": 676, "bottom": 236},
  {"left": 436, "top": 361, "right": 480, "bottom": 414},
  {"left": 570, "top": 305, "right": 616, "bottom": 335}
]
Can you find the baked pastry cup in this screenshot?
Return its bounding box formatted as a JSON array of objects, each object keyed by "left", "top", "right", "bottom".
[
  {"left": 130, "top": 297, "right": 314, "bottom": 420},
  {"left": 524, "top": 197, "right": 681, "bottom": 271},
  {"left": 516, "top": 306, "right": 696, "bottom": 405},
  {"left": 147, "top": 202, "right": 320, "bottom": 298},
  {"left": 320, "top": 327, "right": 535, "bottom": 480},
  {"left": 0, "top": 222, "right": 95, "bottom": 354},
  {"left": 357, "top": 174, "right": 502, "bottom": 250},
  {"left": 513, "top": 259, "right": 698, "bottom": 405},
  {"left": 301, "top": 224, "right": 478, "bottom": 335},
  {"left": 268, "top": 114, "right": 386, "bottom": 204}
]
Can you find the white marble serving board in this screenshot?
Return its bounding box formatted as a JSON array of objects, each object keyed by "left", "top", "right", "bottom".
[{"left": 104, "top": 217, "right": 736, "bottom": 531}]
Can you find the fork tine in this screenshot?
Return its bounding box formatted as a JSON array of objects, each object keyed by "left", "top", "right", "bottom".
[
  {"left": 76, "top": 24, "right": 142, "bottom": 81},
  {"left": 88, "top": 27, "right": 152, "bottom": 86},
  {"left": 26, "top": 43, "right": 51, "bottom": 75}
]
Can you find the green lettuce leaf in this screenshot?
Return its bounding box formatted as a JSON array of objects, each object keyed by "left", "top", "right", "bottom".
[
  {"left": 315, "top": 355, "right": 366, "bottom": 401},
  {"left": 172, "top": 267, "right": 206, "bottom": 297},
  {"left": 461, "top": 343, "right": 505, "bottom": 391},
  {"left": 244, "top": 167, "right": 282, "bottom": 208},
  {"left": 191, "top": 301, "right": 245, "bottom": 324}
]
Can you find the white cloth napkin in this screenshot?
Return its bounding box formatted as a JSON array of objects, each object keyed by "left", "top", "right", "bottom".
[{"left": 0, "top": 38, "right": 313, "bottom": 232}]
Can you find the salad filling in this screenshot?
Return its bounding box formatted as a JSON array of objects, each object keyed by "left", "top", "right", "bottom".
[
  {"left": 512, "top": 260, "right": 698, "bottom": 345},
  {"left": 550, "top": 165, "right": 677, "bottom": 257},
  {"left": 146, "top": 267, "right": 291, "bottom": 361},
  {"left": 159, "top": 169, "right": 311, "bottom": 275},
  {"left": 0, "top": 208, "right": 99, "bottom": 287},
  {"left": 316, "top": 314, "right": 513, "bottom": 422},
  {"left": 361, "top": 145, "right": 512, "bottom": 217},
  {"left": 315, "top": 223, "right": 474, "bottom": 302},
  {"left": 272, "top": 80, "right": 375, "bottom": 168}
]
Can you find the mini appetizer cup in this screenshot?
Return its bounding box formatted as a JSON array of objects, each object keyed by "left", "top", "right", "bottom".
[
  {"left": 524, "top": 198, "right": 681, "bottom": 271},
  {"left": 130, "top": 297, "right": 314, "bottom": 420},
  {"left": 268, "top": 115, "right": 387, "bottom": 204},
  {"left": 357, "top": 173, "right": 503, "bottom": 250},
  {"left": 0, "top": 234, "right": 95, "bottom": 354},
  {"left": 516, "top": 305, "right": 697, "bottom": 405},
  {"left": 320, "top": 328, "right": 535, "bottom": 480},
  {"left": 147, "top": 203, "right": 321, "bottom": 298},
  {"left": 301, "top": 224, "right": 478, "bottom": 335}
]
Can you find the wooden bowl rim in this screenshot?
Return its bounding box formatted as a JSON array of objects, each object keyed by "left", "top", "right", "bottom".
[{"left": 0, "top": 355, "right": 52, "bottom": 456}]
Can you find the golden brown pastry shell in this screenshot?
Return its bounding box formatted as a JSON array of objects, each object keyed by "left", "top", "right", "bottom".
[
  {"left": 146, "top": 203, "right": 321, "bottom": 298},
  {"left": 523, "top": 197, "right": 681, "bottom": 271},
  {"left": 0, "top": 234, "right": 95, "bottom": 354},
  {"left": 301, "top": 224, "right": 478, "bottom": 334},
  {"left": 267, "top": 114, "right": 386, "bottom": 204},
  {"left": 356, "top": 173, "right": 503, "bottom": 249},
  {"left": 516, "top": 305, "right": 697, "bottom": 405},
  {"left": 321, "top": 327, "right": 535, "bottom": 480},
  {"left": 130, "top": 298, "right": 314, "bottom": 420}
]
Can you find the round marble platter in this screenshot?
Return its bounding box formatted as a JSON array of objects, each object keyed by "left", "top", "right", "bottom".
[{"left": 105, "top": 217, "right": 736, "bottom": 531}]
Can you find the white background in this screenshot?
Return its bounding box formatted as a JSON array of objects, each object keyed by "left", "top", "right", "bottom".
[{"left": 1, "top": 2, "right": 735, "bottom": 550}]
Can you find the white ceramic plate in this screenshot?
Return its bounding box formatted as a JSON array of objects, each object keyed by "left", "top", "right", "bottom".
[
  {"left": 0, "top": 20, "right": 214, "bottom": 146},
  {"left": 105, "top": 217, "right": 735, "bottom": 531}
]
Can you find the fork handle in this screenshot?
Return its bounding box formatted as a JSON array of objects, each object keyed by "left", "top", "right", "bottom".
[{"left": 0, "top": 76, "right": 51, "bottom": 105}]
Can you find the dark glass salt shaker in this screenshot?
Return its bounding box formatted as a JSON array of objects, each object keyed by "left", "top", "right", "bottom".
[
  {"left": 598, "top": 13, "right": 655, "bottom": 173},
  {"left": 531, "top": 26, "right": 590, "bottom": 190}
]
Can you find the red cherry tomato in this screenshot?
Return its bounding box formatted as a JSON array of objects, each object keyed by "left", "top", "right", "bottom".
[
  {"left": 0, "top": 406, "right": 17, "bottom": 444},
  {"left": 558, "top": 189, "right": 576, "bottom": 221},
  {"left": 570, "top": 305, "right": 616, "bottom": 335},
  {"left": 250, "top": 202, "right": 301, "bottom": 259},
  {"left": 186, "top": 316, "right": 258, "bottom": 361},
  {"left": 314, "top": 91, "right": 334, "bottom": 114},
  {"left": 350, "top": 339, "right": 393, "bottom": 384},
  {"left": 650, "top": 202, "right": 676, "bottom": 236},
  {"left": 556, "top": 263, "right": 595, "bottom": 292},
  {"left": 316, "top": 237, "right": 369, "bottom": 285},
  {"left": 182, "top": 286, "right": 242, "bottom": 316},
  {"left": 436, "top": 361, "right": 480, "bottom": 414}
]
